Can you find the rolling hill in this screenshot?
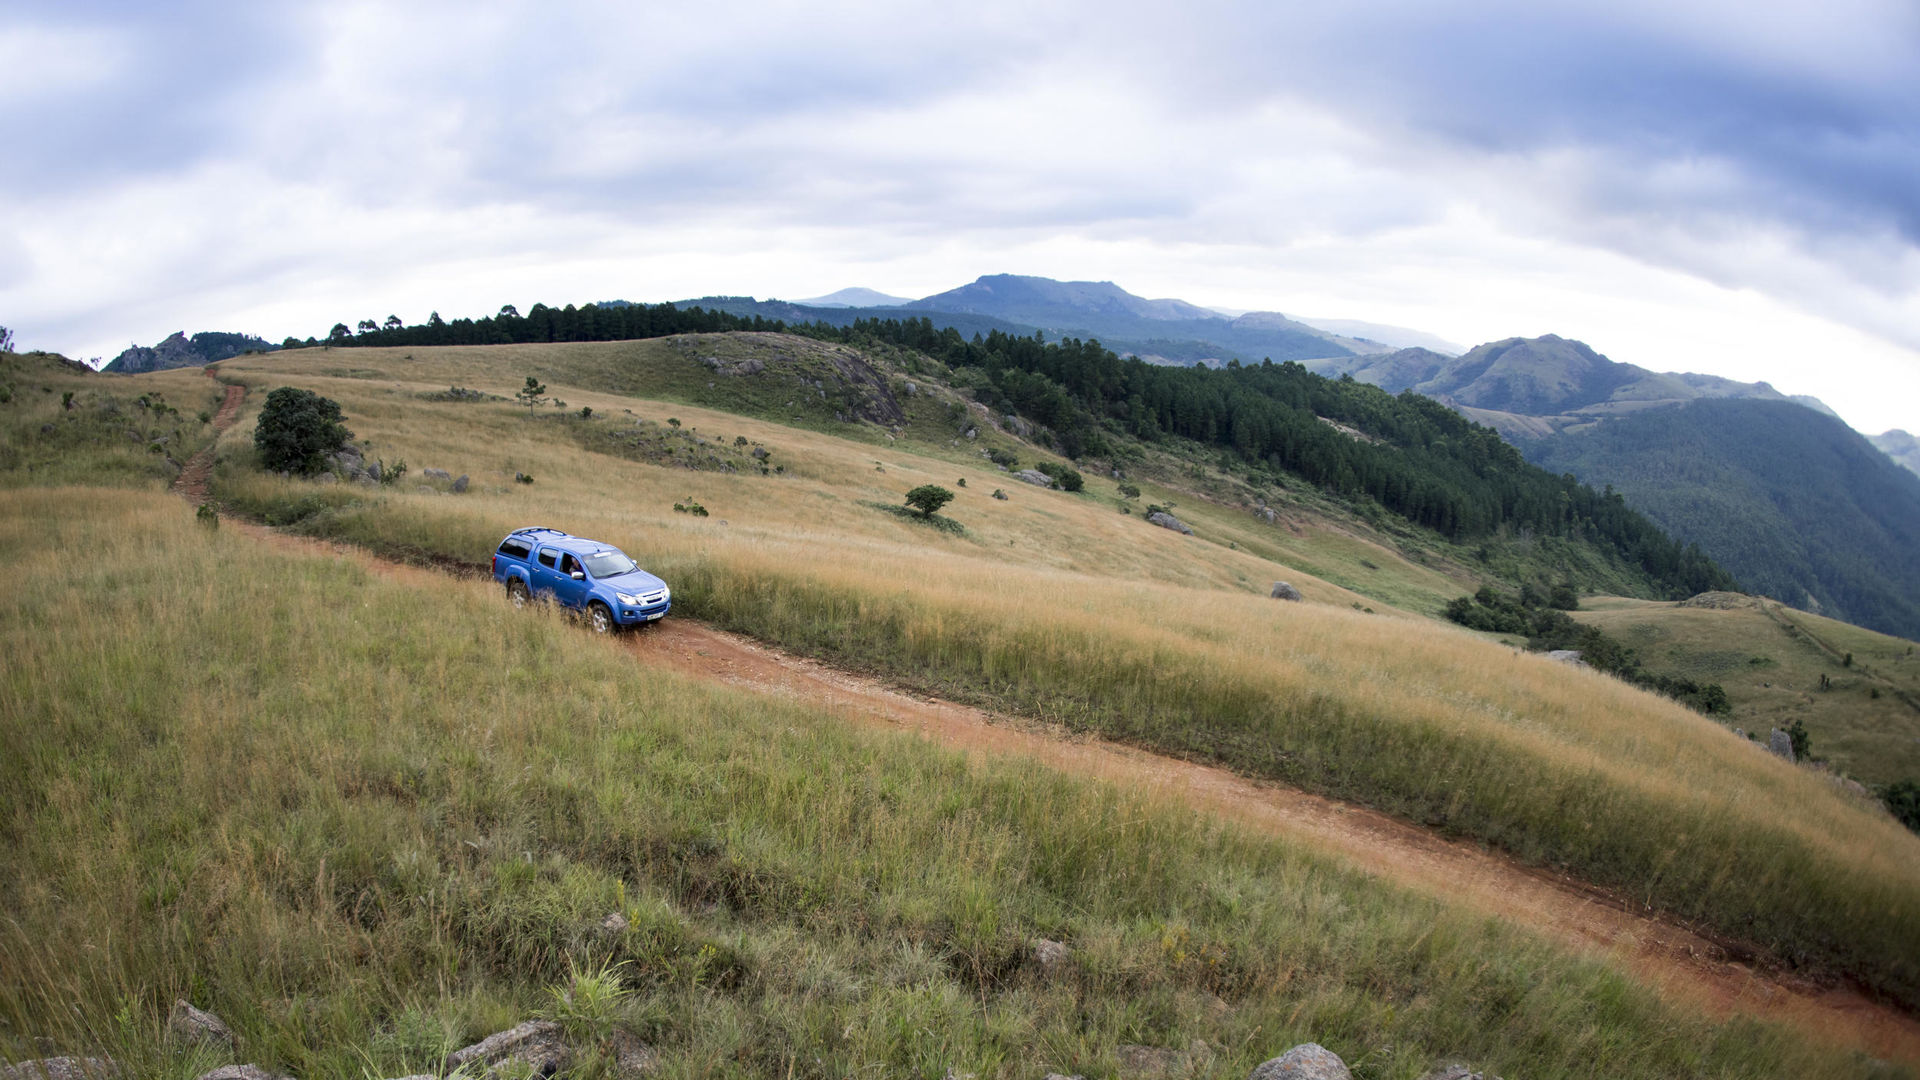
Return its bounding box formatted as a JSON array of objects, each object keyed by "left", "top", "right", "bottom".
[
  {"left": 1528, "top": 397, "right": 1920, "bottom": 641},
  {"left": 102, "top": 330, "right": 278, "bottom": 374},
  {"left": 1316, "top": 334, "right": 1826, "bottom": 441},
  {"left": 1874, "top": 428, "right": 1920, "bottom": 478},
  {"left": 6, "top": 340, "right": 1920, "bottom": 1075}
]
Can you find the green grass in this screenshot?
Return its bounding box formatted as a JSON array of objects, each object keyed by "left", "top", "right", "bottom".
[
  {"left": 0, "top": 488, "right": 1900, "bottom": 1080},
  {"left": 0, "top": 353, "right": 224, "bottom": 490},
  {"left": 1577, "top": 595, "right": 1920, "bottom": 787},
  {"left": 191, "top": 344, "right": 1920, "bottom": 1015}
]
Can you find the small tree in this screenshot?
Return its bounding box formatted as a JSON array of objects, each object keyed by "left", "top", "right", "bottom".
[
  {"left": 904, "top": 484, "right": 954, "bottom": 519},
  {"left": 382, "top": 314, "right": 403, "bottom": 330},
  {"left": 254, "top": 387, "right": 352, "bottom": 475},
  {"left": 515, "top": 376, "right": 548, "bottom": 409}
]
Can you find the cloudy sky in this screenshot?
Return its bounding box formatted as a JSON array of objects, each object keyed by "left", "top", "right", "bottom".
[{"left": 6, "top": 0, "right": 1919, "bottom": 434}]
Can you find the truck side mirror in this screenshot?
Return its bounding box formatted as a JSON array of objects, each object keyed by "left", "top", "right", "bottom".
[{"left": 570, "top": 571, "right": 585, "bottom": 580}]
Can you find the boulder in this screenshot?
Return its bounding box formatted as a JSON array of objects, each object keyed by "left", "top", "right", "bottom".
[
  {"left": 169, "top": 1000, "right": 236, "bottom": 1051},
  {"left": 992, "top": 489, "right": 1008, "bottom": 500},
  {"left": 1768, "top": 728, "right": 1796, "bottom": 764},
  {"left": 1545, "top": 650, "right": 1586, "bottom": 667},
  {"left": 600, "top": 911, "right": 629, "bottom": 934},
  {"left": 195, "top": 1067, "right": 291, "bottom": 1080},
  {"left": 452, "top": 474, "right": 470, "bottom": 493},
  {"left": 1249, "top": 1044, "right": 1350, "bottom": 1080},
  {"left": 1257, "top": 507, "right": 1278, "bottom": 523},
  {"left": 1146, "top": 511, "right": 1193, "bottom": 535},
  {"left": 0, "top": 1058, "right": 120, "bottom": 1080},
  {"left": 1032, "top": 938, "right": 1069, "bottom": 973},
  {"left": 315, "top": 472, "right": 338, "bottom": 485},
  {"left": 444, "top": 1020, "right": 571, "bottom": 1078},
  {"left": 366, "top": 461, "right": 382, "bottom": 482},
  {"left": 1270, "top": 582, "right": 1302, "bottom": 601},
  {"left": 1014, "top": 469, "right": 1054, "bottom": 488},
  {"left": 422, "top": 468, "right": 452, "bottom": 482}
]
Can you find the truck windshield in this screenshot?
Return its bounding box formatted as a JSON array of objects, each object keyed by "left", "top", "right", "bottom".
[{"left": 583, "top": 550, "right": 638, "bottom": 578}]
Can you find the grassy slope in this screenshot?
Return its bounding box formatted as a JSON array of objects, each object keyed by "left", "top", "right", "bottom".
[
  {"left": 187, "top": 342, "right": 1920, "bottom": 1011},
  {"left": 8, "top": 490, "right": 1899, "bottom": 1080},
  {"left": 1579, "top": 595, "right": 1920, "bottom": 786},
  {"left": 0, "top": 352, "right": 224, "bottom": 489}
]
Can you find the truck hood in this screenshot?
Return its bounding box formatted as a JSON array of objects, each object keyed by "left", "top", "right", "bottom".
[{"left": 602, "top": 568, "right": 667, "bottom": 593}]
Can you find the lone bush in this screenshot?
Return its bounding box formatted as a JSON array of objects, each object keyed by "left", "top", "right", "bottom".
[
  {"left": 1035, "top": 462, "right": 1084, "bottom": 492},
  {"left": 1886, "top": 779, "right": 1920, "bottom": 834},
  {"left": 904, "top": 484, "right": 954, "bottom": 518},
  {"left": 253, "top": 387, "right": 351, "bottom": 475}
]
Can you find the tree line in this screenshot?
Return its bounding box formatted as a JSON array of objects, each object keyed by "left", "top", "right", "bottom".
[{"left": 301, "top": 303, "right": 1733, "bottom": 597}]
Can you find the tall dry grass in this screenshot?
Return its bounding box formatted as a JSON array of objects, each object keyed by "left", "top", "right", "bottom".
[
  {"left": 2, "top": 488, "right": 1891, "bottom": 1079},
  {"left": 194, "top": 347, "right": 1920, "bottom": 1008}
]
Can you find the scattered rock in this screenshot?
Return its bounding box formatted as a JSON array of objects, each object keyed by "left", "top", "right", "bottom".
[
  {"left": 1546, "top": 650, "right": 1586, "bottom": 667},
  {"left": 992, "top": 489, "right": 1008, "bottom": 500},
  {"left": 1146, "top": 511, "right": 1192, "bottom": 535},
  {"left": 1768, "top": 728, "right": 1796, "bottom": 764},
  {"left": 1014, "top": 469, "right": 1054, "bottom": 488},
  {"left": 963, "top": 426, "right": 977, "bottom": 440},
  {"left": 600, "top": 911, "right": 629, "bottom": 933},
  {"left": 1257, "top": 507, "right": 1277, "bottom": 523},
  {"left": 1114, "top": 1045, "right": 1184, "bottom": 1077},
  {"left": 1270, "top": 582, "right": 1302, "bottom": 601},
  {"left": 1249, "top": 1043, "right": 1351, "bottom": 1080},
  {"left": 0, "top": 1058, "right": 120, "bottom": 1080},
  {"left": 1032, "top": 938, "right": 1069, "bottom": 972},
  {"left": 1733, "top": 727, "right": 1745, "bottom": 740},
  {"left": 1418, "top": 1066, "right": 1498, "bottom": 1080},
  {"left": 422, "top": 468, "right": 452, "bottom": 482},
  {"left": 169, "top": 1000, "right": 236, "bottom": 1051},
  {"left": 366, "top": 460, "right": 382, "bottom": 482},
  {"left": 195, "top": 1066, "right": 291, "bottom": 1080},
  {"left": 452, "top": 474, "right": 470, "bottom": 493},
  {"left": 608, "top": 1029, "right": 656, "bottom": 1078},
  {"left": 444, "top": 1020, "right": 571, "bottom": 1078},
  {"left": 315, "top": 472, "right": 338, "bottom": 485},
  {"left": 902, "top": 381, "right": 917, "bottom": 396}
]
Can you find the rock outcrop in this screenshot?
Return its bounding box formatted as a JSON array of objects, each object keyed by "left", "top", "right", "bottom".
[
  {"left": 1248, "top": 1043, "right": 1350, "bottom": 1080},
  {"left": 1146, "top": 511, "right": 1193, "bottom": 535}
]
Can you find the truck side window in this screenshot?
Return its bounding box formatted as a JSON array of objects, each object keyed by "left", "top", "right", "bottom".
[
  {"left": 560, "top": 554, "right": 581, "bottom": 575},
  {"left": 536, "top": 549, "right": 557, "bottom": 568},
  {"left": 498, "top": 538, "right": 531, "bottom": 559}
]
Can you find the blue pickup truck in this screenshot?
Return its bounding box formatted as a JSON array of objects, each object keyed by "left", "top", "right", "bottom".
[{"left": 491, "top": 527, "right": 671, "bottom": 633}]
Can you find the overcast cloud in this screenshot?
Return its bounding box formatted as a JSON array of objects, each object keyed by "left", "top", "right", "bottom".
[{"left": 4, "top": 0, "right": 1918, "bottom": 433}]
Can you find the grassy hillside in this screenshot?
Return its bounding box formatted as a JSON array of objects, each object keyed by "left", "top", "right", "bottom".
[
  {"left": 0, "top": 351, "right": 225, "bottom": 488},
  {"left": 181, "top": 340, "right": 1920, "bottom": 1011},
  {"left": 1528, "top": 398, "right": 1920, "bottom": 642},
  {"left": 5, "top": 488, "right": 1897, "bottom": 1080},
  {"left": 1578, "top": 594, "right": 1920, "bottom": 787}
]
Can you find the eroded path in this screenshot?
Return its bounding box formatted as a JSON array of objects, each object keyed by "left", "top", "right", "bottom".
[{"left": 183, "top": 376, "right": 1920, "bottom": 1062}]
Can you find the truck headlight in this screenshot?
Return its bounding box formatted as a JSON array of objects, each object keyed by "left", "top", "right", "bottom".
[{"left": 616, "top": 592, "right": 641, "bottom": 605}]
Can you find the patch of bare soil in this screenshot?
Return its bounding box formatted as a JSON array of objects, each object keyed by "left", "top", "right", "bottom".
[{"left": 171, "top": 380, "right": 246, "bottom": 504}]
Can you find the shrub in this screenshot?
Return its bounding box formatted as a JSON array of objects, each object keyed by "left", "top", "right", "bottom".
[
  {"left": 1887, "top": 779, "right": 1920, "bottom": 834},
  {"left": 253, "top": 386, "right": 352, "bottom": 475},
  {"left": 987, "top": 448, "right": 1018, "bottom": 469},
  {"left": 514, "top": 376, "right": 547, "bottom": 409},
  {"left": 904, "top": 484, "right": 954, "bottom": 518},
  {"left": 1117, "top": 483, "right": 1140, "bottom": 500},
  {"left": 1034, "top": 461, "right": 1084, "bottom": 492}
]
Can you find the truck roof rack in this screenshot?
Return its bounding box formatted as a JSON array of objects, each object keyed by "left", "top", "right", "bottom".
[{"left": 510, "top": 526, "right": 569, "bottom": 537}]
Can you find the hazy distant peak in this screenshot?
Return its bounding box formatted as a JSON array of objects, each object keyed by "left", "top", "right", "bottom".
[
  {"left": 791, "top": 287, "right": 911, "bottom": 308},
  {"left": 916, "top": 274, "right": 1226, "bottom": 323},
  {"left": 1291, "top": 317, "right": 1464, "bottom": 355},
  {"left": 1869, "top": 428, "right": 1920, "bottom": 478}
]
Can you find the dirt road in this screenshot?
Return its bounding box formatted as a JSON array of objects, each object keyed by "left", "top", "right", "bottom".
[{"left": 181, "top": 375, "right": 1920, "bottom": 1062}]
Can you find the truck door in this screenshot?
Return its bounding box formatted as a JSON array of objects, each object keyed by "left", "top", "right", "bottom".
[
  {"left": 532, "top": 546, "right": 563, "bottom": 600},
  {"left": 551, "top": 551, "right": 591, "bottom": 610}
]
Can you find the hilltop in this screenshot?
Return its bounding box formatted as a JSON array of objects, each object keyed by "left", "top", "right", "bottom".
[
  {"left": 1316, "top": 334, "right": 1826, "bottom": 440},
  {"left": 1875, "top": 428, "right": 1920, "bottom": 478},
  {"left": 103, "top": 330, "right": 278, "bottom": 374}
]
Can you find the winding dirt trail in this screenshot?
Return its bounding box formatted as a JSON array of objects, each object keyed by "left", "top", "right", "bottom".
[
  {"left": 180, "top": 374, "right": 1920, "bottom": 1063},
  {"left": 172, "top": 379, "right": 246, "bottom": 504}
]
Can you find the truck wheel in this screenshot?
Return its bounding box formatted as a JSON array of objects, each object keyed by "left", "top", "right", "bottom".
[
  {"left": 507, "top": 579, "right": 530, "bottom": 609},
  {"left": 588, "top": 602, "right": 614, "bottom": 634}
]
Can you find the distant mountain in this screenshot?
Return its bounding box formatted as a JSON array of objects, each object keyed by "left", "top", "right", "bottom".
[
  {"left": 1872, "top": 430, "right": 1920, "bottom": 478},
  {"left": 791, "top": 287, "right": 912, "bottom": 308},
  {"left": 1526, "top": 398, "right": 1920, "bottom": 642},
  {"left": 104, "top": 331, "right": 276, "bottom": 374},
  {"left": 1318, "top": 334, "right": 1827, "bottom": 441},
  {"left": 908, "top": 274, "right": 1382, "bottom": 365},
  {"left": 1291, "top": 317, "right": 1463, "bottom": 355}
]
